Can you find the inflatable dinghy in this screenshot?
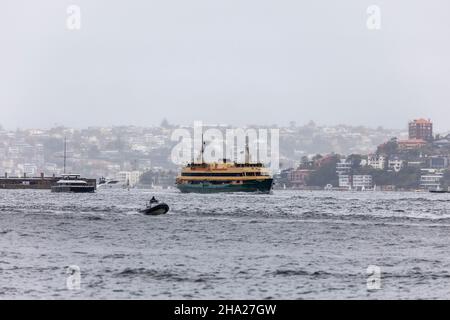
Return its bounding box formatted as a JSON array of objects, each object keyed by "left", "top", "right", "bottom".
[{"left": 139, "top": 203, "right": 170, "bottom": 215}]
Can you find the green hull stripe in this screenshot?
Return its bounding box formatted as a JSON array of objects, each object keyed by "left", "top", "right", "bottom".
[{"left": 176, "top": 179, "right": 273, "bottom": 193}]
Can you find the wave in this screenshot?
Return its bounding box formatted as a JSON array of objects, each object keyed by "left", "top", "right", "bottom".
[{"left": 115, "top": 268, "right": 219, "bottom": 283}]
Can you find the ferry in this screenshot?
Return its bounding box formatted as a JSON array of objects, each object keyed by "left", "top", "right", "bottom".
[
  {"left": 175, "top": 137, "right": 273, "bottom": 193},
  {"left": 51, "top": 174, "right": 96, "bottom": 193}
]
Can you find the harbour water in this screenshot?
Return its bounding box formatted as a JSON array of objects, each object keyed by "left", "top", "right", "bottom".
[{"left": 1, "top": 189, "right": 450, "bottom": 299}]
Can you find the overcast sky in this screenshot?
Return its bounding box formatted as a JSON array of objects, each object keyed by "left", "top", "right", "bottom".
[{"left": 1, "top": 0, "right": 449, "bottom": 131}]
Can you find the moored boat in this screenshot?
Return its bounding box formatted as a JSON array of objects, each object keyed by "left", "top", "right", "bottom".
[
  {"left": 51, "top": 174, "right": 96, "bottom": 193},
  {"left": 97, "top": 177, "right": 124, "bottom": 189},
  {"left": 429, "top": 188, "right": 448, "bottom": 193}
]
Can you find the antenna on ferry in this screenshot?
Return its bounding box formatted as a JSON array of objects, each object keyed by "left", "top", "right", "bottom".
[
  {"left": 63, "top": 136, "right": 67, "bottom": 174},
  {"left": 201, "top": 134, "right": 205, "bottom": 164},
  {"left": 245, "top": 136, "right": 250, "bottom": 164}
]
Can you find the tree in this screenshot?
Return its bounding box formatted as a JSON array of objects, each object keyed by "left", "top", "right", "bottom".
[
  {"left": 440, "top": 170, "right": 450, "bottom": 188},
  {"left": 299, "top": 156, "right": 310, "bottom": 169},
  {"left": 353, "top": 165, "right": 420, "bottom": 189},
  {"left": 377, "top": 138, "right": 398, "bottom": 155},
  {"left": 347, "top": 154, "right": 362, "bottom": 170},
  {"left": 394, "top": 167, "right": 420, "bottom": 189},
  {"left": 312, "top": 154, "right": 323, "bottom": 162},
  {"left": 306, "top": 155, "right": 339, "bottom": 187}
]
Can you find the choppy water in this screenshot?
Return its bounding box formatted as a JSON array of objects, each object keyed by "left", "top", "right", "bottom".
[{"left": 1, "top": 189, "right": 450, "bottom": 299}]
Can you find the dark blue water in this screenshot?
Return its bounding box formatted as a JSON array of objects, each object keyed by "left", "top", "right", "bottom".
[{"left": 1, "top": 189, "right": 450, "bottom": 299}]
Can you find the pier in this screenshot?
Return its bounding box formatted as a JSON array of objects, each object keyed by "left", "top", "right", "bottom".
[{"left": 0, "top": 173, "right": 96, "bottom": 190}]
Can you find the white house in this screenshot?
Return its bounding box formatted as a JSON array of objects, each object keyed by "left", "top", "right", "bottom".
[
  {"left": 367, "top": 155, "right": 386, "bottom": 170},
  {"left": 338, "top": 175, "right": 351, "bottom": 189},
  {"left": 116, "top": 171, "right": 142, "bottom": 187},
  {"left": 420, "top": 169, "right": 443, "bottom": 190},
  {"left": 352, "top": 175, "right": 373, "bottom": 190},
  {"left": 388, "top": 158, "right": 404, "bottom": 172},
  {"left": 336, "top": 159, "right": 352, "bottom": 175}
]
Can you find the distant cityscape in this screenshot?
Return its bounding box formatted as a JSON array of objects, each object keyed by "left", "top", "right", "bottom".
[
  {"left": 2, "top": 119, "right": 448, "bottom": 191},
  {"left": 278, "top": 118, "right": 450, "bottom": 191}
]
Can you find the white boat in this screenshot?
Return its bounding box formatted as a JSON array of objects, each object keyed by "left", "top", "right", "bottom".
[
  {"left": 97, "top": 178, "right": 125, "bottom": 189},
  {"left": 51, "top": 174, "right": 96, "bottom": 193}
]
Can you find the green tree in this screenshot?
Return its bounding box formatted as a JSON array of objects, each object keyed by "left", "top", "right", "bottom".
[
  {"left": 306, "top": 155, "right": 339, "bottom": 187},
  {"left": 347, "top": 154, "right": 362, "bottom": 170},
  {"left": 440, "top": 170, "right": 450, "bottom": 188},
  {"left": 377, "top": 138, "right": 398, "bottom": 155},
  {"left": 353, "top": 166, "right": 420, "bottom": 189},
  {"left": 394, "top": 167, "right": 421, "bottom": 189}
]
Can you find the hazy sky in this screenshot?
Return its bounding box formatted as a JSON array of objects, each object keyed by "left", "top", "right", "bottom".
[{"left": 1, "top": 1, "right": 449, "bottom": 131}]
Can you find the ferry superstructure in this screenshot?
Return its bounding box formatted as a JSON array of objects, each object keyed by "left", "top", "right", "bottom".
[{"left": 175, "top": 136, "right": 273, "bottom": 193}]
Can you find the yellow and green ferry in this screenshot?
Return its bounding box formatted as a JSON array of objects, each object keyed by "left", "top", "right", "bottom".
[
  {"left": 176, "top": 135, "right": 273, "bottom": 193},
  {"left": 176, "top": 160, "right": 273, "bottom": 193}
]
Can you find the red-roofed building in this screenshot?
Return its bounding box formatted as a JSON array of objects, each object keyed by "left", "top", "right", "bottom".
[
  {"left": 398, "top": 139, "right": 427, "bottom": 150},
  {"left": 408, "top": 119, "right": 433, "bottom": 141},
  {"left": 288, "top": 168, "right": 314, "bottom": 188}
]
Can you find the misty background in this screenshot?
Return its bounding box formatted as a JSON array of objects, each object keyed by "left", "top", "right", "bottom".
[{"left": 1, "top": 0, "right": 449, "bottom": 131}]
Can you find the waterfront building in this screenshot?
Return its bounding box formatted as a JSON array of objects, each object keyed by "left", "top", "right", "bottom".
[
  {"left": 352, "top": 175, "right": 373, "bottom": 190},
  {"left": 288, "top": 168, "right": 314, "bottom": 188},
  {"left": 419, "top": 169, "right": 443, "bottom": 190},
  {"left": 336, "top": 158, "right": 352, "bottom": 189},
  {"left": 116, "top": 171, "right": 142, "bottom": 187},
  {"left": 336, "top": 159, "right": 352, "bottom": 175},
  {"left": 433, "top": 134, "right": 450, "bottom": 148},
  {"left": 406, "top": 160, "right": 424, "bottom": 167},
  {"left": 428, "top": 156, "right": 449, "bottom": 169},
  {"left": 338, "top": 175, "right": 351, "bottom": 188}
]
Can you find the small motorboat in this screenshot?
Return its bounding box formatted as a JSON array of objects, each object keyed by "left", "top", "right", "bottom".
[
  {"left": 430, "top": 189, "right": 448, "bottom": 193},
  {"left": 429, "top": 186, "right": 448, "bottom": 193},
  {"left": 139, "top": 197, "right": 170, "bottom": 215}
]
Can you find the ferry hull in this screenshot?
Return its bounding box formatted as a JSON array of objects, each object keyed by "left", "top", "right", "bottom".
[
  {"left": 176, "top": 179, "right": 273, "bottom": 194},
  {"left": 51, "top": 185, "right": 96, "bottom": 193}
]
